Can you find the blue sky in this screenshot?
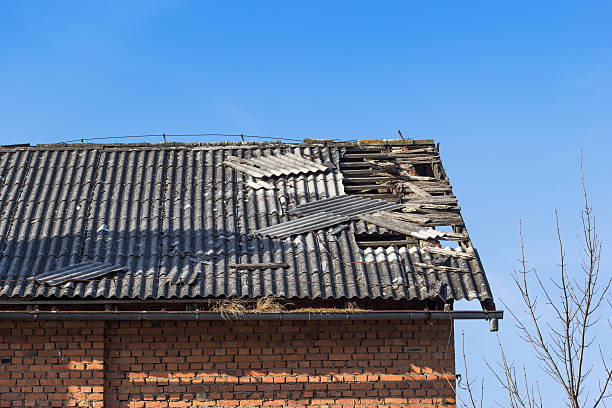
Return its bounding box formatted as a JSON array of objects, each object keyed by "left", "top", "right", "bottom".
[{"left": 1, "top": 1, "right": 611, "bottom": 405}]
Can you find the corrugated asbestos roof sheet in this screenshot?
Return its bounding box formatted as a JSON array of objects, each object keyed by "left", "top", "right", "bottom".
[
  {"left": 223, "top": 151, "right": 329, "bottom": 178},
  {"left": 254, "top": 212, "right": 353, "bottom": 239},
  {"left": 0, "top": 140, "right": 493, "bottom": 302},
  {"left": 255, "top": 196, "right": 404, "bottom": 238},
  {"left": 288, "top": 195, "right": 404, "bottom": 217},
  {"left": 30, "top": 261, "right": 126, "bottom": 285}
]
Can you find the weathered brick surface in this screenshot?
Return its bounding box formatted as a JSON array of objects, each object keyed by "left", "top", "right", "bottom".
[
  {"left": 0, "top": 319, "right": 455, "bottom": 407},
  {"left": 0, "top": 320, "right": 105, "bottom": 407}
]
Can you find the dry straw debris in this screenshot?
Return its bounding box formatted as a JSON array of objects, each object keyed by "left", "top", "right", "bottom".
[{"left": 211, "top": 297, "right": 370, "bottom": 319}]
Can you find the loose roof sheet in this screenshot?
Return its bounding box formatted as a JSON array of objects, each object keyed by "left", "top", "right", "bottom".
[{"left": 0, "top": 140, "right": 493, "bottom": 303}]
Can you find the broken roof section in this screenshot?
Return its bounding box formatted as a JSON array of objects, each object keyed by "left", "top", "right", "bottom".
[{"left": 0, "top": 139, "right": 493, "bottom": 306}]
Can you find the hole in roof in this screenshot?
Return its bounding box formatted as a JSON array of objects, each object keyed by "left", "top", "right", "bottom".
[
  {"left": 413, "top": 163, "right": 435, "bottom": 178},
  {"left": 338, "top": 146, "right": 399, "bottom": 202},
  {"left": 431, "top": 254, "right": 452, "bottom": 267},
  {"left": 354, "top": 233, "right": 417, "bottom": 249},
  {"left": 437, "top": 240, "right": 459, "bottom": 249}
]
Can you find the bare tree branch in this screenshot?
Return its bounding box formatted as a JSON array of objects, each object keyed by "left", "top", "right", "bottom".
[{"left": 457, "top": 153, "right": 611, "bottom": 408}]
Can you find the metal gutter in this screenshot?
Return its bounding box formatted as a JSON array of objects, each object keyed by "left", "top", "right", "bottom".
[
  {"left": 0, "top": 310, "right": 503, "bottom": 321},
  {"left": 0, "top": 299, "right": 233, "bottom": 305}
]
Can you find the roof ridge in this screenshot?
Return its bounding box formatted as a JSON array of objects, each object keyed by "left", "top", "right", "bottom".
[{"left": 1, "top": 139, "right": 436, "bottom": 151}]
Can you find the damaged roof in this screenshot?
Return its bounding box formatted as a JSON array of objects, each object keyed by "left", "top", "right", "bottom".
[{"left": 0, "top": 139, "right": 493, "bottom": 303}]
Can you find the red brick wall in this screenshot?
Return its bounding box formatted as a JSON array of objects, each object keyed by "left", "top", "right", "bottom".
[{"left": 0, "top": 319, "right": 455, "bottom": 407}]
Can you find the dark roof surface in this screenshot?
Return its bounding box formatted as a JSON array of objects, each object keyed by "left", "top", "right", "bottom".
[{"left": 0, "top": 139, "right": 493, "bottom": 302}]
